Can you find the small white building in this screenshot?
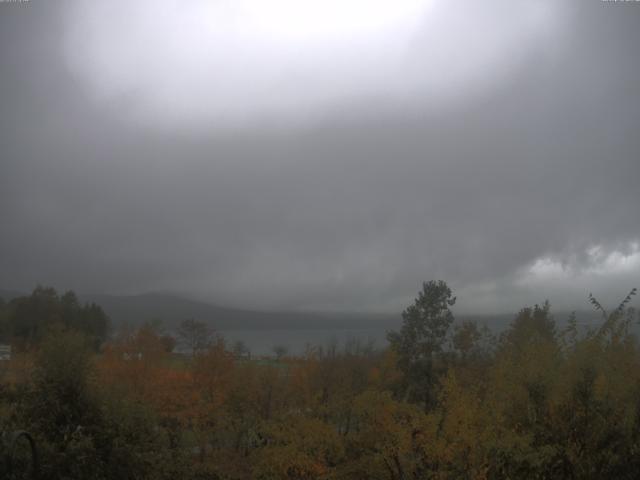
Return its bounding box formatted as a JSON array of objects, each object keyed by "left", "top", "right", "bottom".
[{"left": 0, "top": 344, "right": 11, "bottom": 361}]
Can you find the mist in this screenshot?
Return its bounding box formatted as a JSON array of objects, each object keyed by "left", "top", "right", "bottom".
[{"left": 1, "top": 0, "right": 638, "bottom": 314}]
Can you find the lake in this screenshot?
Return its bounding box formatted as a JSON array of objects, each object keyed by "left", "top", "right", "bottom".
[{"left": 217, "top": 328, "right": 390, "bottom": 356}]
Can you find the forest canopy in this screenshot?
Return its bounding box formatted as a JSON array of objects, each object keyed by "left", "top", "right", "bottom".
[
  {"left": 0, "top": 286, "right": 110, "bottom": 349},
  {"left": 0, "top": 283, "right": 639, "bottom": 479}
]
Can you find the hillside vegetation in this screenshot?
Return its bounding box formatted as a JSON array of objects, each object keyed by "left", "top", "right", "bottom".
[{"left": 0, "top": 282, "right": 639, "bottom": 479}]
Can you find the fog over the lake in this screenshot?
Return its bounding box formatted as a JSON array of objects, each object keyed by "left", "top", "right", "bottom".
[{"left": 1, "top": 0, "right": 639, "bottom": 314}]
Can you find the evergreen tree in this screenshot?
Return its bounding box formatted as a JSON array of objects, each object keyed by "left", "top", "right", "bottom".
[{"left": 387, "top": 280, "right": 456, "bottom": 410}]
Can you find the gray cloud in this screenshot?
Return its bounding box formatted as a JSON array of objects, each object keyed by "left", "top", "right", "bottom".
[
  {"left": 1, "top": 0, "right": 639, "bottom": 314},
  {"left": 62, "top": 0, "right": 568, "bottom": 129}
]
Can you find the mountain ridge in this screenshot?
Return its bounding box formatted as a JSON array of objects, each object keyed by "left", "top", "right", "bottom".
[{"left": 1, "top": 288, "right": 606, "bottom": 332}]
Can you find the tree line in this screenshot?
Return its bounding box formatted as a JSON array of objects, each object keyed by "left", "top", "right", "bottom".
[
  {"left": 0, "top": 282, "right": 639, "bottom": 479},
  {"left": 0, "top": 286, "right": 109, "bottom": 349}
]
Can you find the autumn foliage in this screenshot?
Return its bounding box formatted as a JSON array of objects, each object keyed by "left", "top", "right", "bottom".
[{"left": 1, "top": 284, "right": 639, "bottom": 479}]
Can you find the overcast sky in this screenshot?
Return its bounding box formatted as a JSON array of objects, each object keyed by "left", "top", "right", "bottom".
[{"left": 1, "top": 0, "right": 639, "bottom": 314}]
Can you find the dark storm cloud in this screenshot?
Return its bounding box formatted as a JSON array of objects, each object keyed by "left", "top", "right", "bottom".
[{"left": 1, "top": 0, "right": 639, "bottom": 314}]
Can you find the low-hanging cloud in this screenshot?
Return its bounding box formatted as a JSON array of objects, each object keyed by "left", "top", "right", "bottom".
[{"left": 0, "top": 0, "right": 638, "bottom": 315}]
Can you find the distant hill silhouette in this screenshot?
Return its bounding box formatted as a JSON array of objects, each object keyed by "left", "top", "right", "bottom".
[
  {"left": 1, "top": 288, "right": 604, "bottom": 332},
  {"left": 77, "top": 293, "right": 405, "bottom": 331}
]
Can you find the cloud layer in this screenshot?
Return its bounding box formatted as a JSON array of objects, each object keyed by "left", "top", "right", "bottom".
[
  {"left": 63, "top": 0, "right": 565, "bottom": 128},
  {"left": 0, "top": 0, "right": 638, "bottom": 314}
]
